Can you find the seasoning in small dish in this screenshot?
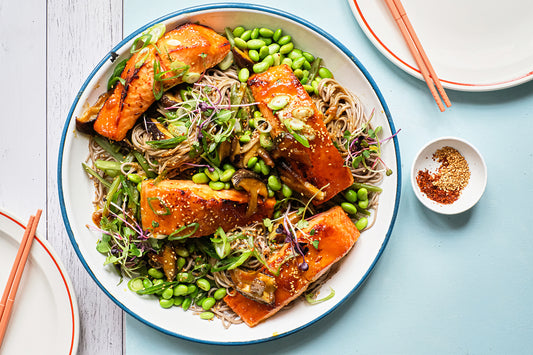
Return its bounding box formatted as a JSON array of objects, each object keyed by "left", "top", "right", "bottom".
[
  {"left": 411, "top": 137, "right": 487, "bottom": 215},
  {"left": 416, "top": 146, "right": 470, "bottom": 204}
]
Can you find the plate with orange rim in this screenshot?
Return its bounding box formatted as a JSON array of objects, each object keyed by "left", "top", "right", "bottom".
[
  {"left": 348, "top": 0, "right": 533, "bottom": 91},
  {"left": 0, "top": 209, "right": 79, "bottom": 354}
]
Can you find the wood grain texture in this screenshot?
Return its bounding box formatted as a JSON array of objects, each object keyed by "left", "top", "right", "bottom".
[{"left": 46, "top": 0, "right": 124, "bottom": 354}]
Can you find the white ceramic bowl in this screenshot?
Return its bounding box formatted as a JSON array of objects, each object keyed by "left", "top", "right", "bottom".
[
  {"left": 58, "top": 3, "right": 401, "bottom": 345},
  {"left": 411, "top": 137, "right": 487, "bottom": 214}
]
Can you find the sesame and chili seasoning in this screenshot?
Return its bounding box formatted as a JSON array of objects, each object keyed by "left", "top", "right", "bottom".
[{"left": 416, "top": 146, "right": 470, "bottom": 204}]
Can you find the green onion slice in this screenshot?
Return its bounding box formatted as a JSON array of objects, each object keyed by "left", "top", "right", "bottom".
[{"left": 146, "top": 197, "right": 171, "bottom": 216}]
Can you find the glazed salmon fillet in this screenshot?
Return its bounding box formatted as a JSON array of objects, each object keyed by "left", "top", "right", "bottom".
[
  {"left": 224, "top": 206, "right": 359, "bottom": 327},
  {"left": 94, "top": 23, "right": 230, "bottom": 141},
  {"left": 140, "top": 179, "right": 275, "bottom": 238},
  {"left": 248, "top": 65, "right": 353, "bottom": 204}
]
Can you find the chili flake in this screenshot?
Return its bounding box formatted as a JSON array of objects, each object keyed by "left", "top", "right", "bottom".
[{"left": 416, "top": 146, "right": 470, "bottom": 204}]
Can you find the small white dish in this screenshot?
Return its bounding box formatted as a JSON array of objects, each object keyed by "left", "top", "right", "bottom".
[{"left": 411, "top": 137, "right": 487, "bottom": 214}]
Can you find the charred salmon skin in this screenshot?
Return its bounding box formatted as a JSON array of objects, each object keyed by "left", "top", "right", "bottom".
[
  {"left": 223, "top": 206, "right": 359, "bottom": 327},
  {"left": 94, "top": 23, "right": 230, "bottom": 141},
  {"left": 248, "top": 65, "right": 353, "bottom": 204},
  {"left": 140, "top": 179, "right": 275, "bottom": 238}
]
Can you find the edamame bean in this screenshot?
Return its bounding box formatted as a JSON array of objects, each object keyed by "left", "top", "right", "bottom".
[
  {"left": 127, "top": 173, "right": 142, "bottom": 184},
  {"left": 268, "top": 187, "right": 275, "bottom": 198},
  {"left": 282, "top": 184, "right": 293, "bottom": 198},
  {"left": 142, "top": 278, "right": 153, "bottom": 289},
  {"left": 259, "top": 27, "right": 274, "bottom": 37},
  {"left": 247, "top": 156, "right": 258, "bottom": 168},
  {"left": 220, "top": 169, "right": 235, "bottom": 182},
  {"left": 341, "top": 202, "right": 358, "bottom": 215},
  {"left": 272, "top": 53, "right": 282, "bottom": 66},
  {"left": 263, "top": 54, "right": 274, "bottom": 67},
  {"left": 302, "top": 51, "right": 315, "bottom": 62},
  {"left": 253, "top": 110, "right": 263, "bottom": 118},
  {"left": 248, "top": 49, "right": 260, "bottom": 62},
  {"left": 187, "top": 284, "right": 197, "bottom": 295},
  {"left": 258, "top": 159, "right": 270, "bottom": 175},
  {"left": 223, "top": 163, "right": 234, "bottom": 171},
  {"left": 288, "top": 49, "right": 303, "bottom": 60},
  {"left": 181, "top": 297, "right": 192, "bottom": 311},
  {"left": 202, "top": 297, "right": 216, "bottom": 311},
  {"left": 273, "top": 210, "right": 282, "bottom": 219},
  {"left": 192, "top": 172, "right": 209, "bottom": 184},
  {"left": 234, "top": 37, "right": 247, "bottom": 50},
  {"left": 233, "top": 26, "right": 245, "bottom": 37},
  {"left": 281, "top": 57, "right": 293, "bottom": 67},
  {"left": 177, "top": 272, "right": 194, "bottom": 283},
  {"left": 173, "top": 296, "right": 184, "bottom": 306},
  {"left": 162, "top": 287, "right": 174, "bottom": 300},
  {"left": 279, "top": 42, "right": 294, "bottom": 55},
  {"left": 173, "top": 284, "right": 189, "bottom": 297},
  {"left": 148, "top": 267, "right": 164, "bottom": 279},
  {"left": 357, "top": 187, "right": 368, "bottom": 201},
  {"left": 345, "top": 189, "right": 358, "bottom": 203},
  {"left": 247, "top": 39, "right": 266, "bottom": 50},
  {"left": 159, "top": 298, "right": 174, "bottom": 309},
  {"left": 204, "top": 168, "right": 219, "bottom": 181},
  {"left": 358, "top": 199, "right": 369, "bottom": 209},
  {"left": 213, "top": 288, "right": 227, "bottom": 300},
  {"left": 292, "top": 57, "right": 306, "bottom": 70},
  {"left": 278, "top": 35, "right": 292, "bottom": 45},
  {"left": 253, "top": 161, "right": 263, "bottom": 174},
  {"left": 355, "top": 217, "right": 368, "bottom": 231},
  {"left": 239, "top": 134, "right": 251, "bottom": 143},
  {"left": 259, "top": 37, "right": 272, "bottom": 45},
  {"left": 268, "top": 175, "right": 282, "bottom": 191},
  {"left": 293, "top": 68, "right": 304, "bottom": 79},
  {"left": 303, "top": 84, "right": 314, "bottom": 93},
  {"left": 196, "top": 278, "right": 211, "bottom": 291},
  {"left": 253, "top": 61, "right": 270, "bottom": 73},
  {"left": 238, "top": 67, "right": 249, "bottom": 83},
  {"left": 200, "top": 311, "right": 215, "bottom": 320},
  {"left": 259, "top": 46, "right": 270, "bottom": 60},
  {"left": 240, "top": 29, "right": 252, "bottom": 41},
  {"left": 177, "top": 257, "right": 186, "bottom": 271},
  {"left": 250, "top": 27, "right": 259, "bottom": 39},
  {"left": 209, "top": 181, "right": 225, "bottom": 191},
  {"left": 318, "top": 67, "right": 333, "bottom": 79},
  {"left": 273, "top": 28, "right": 282, "bottom": 42},
  {"left": 268, "top": 43, "right": 280, "bottom": 54},
  {"left": 303, "top": 60, "right": 311, "bottom": 70},
  {"left": 175, "top": 246, "right": 189, "bottom": 257}
]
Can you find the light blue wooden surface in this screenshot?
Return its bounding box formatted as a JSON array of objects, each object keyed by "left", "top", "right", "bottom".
[{"left": 124, "top": 1, "right": 533, "bottom": 353}]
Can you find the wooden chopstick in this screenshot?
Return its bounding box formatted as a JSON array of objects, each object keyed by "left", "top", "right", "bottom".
[
  {"left": 0, "top": 209, "right": 42, "bottom": 346},
  {"left": 384, "top": 0, "right": 451, "bottom": 111}
]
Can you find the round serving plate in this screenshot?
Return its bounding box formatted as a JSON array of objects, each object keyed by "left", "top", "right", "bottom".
[
  {"left": 58, "top": 3, "right": 401, "bottom": 345},
  {"left": 349, "top": 0, "right": 533, "bottom": 91}
]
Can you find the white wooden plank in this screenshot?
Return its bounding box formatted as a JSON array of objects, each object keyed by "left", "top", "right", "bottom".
[
  {"left": 46, "top": 0, "right": 124, "bottom": 354},
  {"left": 0, "top": 0, "right": 47, "bottom": 234}
]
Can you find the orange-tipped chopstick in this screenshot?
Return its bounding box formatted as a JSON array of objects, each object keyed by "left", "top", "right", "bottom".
[
  {"left": 384, "top": 0, "right": 451, "bottom": 111},
  {"left": 0, "top": 209, "right": 42, "bottom": 346}
]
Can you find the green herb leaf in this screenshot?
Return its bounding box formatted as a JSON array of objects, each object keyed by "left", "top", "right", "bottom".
[
  {"left": 312, "top": 240, "right": 319, "bottom": 249},
  {"left": 305, "top": 287, "right": 335, "bottom": 305}
]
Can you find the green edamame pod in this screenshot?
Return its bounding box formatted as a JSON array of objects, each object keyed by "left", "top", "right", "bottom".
[
  {"left": 341, "top": 202, "right": 358, "bottom": 215},
  {"left": 233, "top": 26, "right": 245, "bottom": 37},
  {"left": 278, "top": 35, "right": 292, "bottom": 45},
  {"left": 192, "top": 172, "right": 209, "bottom": 184},
  {"left": 259, "top": 27, "right": 274, "bottom": 37}
]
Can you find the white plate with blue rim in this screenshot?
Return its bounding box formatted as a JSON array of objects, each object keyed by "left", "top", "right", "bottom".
[{"left": 58, "top": 3, "right": 401, "bottom": 345}]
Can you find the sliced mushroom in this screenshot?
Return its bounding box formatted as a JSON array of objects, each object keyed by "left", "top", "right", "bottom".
[
  {"left": 271, "top": 132, "right": 311, "bottom": 166},
  {"left": 144, "top": 117, "right": 173, "bottom": 140},
  {"left": 278, "top": 161, "right": 325, "bottom": 201},
  {"left": 230, "top": 268, "right": 277, "bottom": 305},
  {"left": 75, "top": 92, "right": 110, "bottom": 134},
  {"left": 231, "top": 169, "right": 268, "bottom": 216},
  {"left": 231, "top": 47, "right": 254, "bottom": 71},
  {"left": 148, "top": 243, "right": 177, "bottom": 281},
  {"left": 159, "top": 91, "right": 181, "bottom": 108}
]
